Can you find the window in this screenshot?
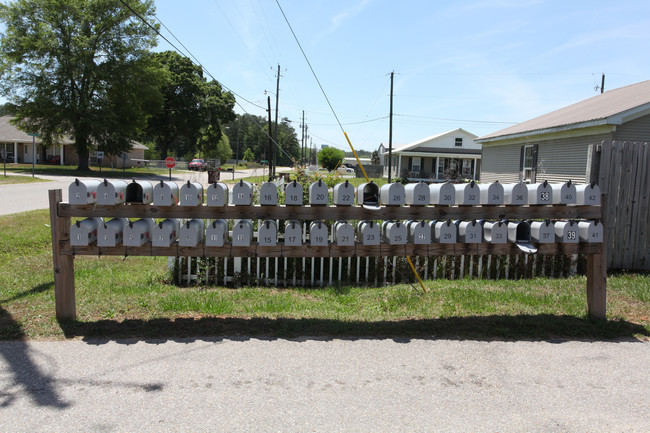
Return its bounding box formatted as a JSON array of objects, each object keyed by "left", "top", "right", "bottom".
[
  {"left": 411, "top": 157, "right": 421, "bottom": 173},
  {"left": 462, "top": 159, "right": 472, "bottom": 177},
  {"left": 455, "top": 137, "right": 463, "bottom": 147},
  {"left": 522, "top": 144, "right": 536, "bottom": 182},
  {"left": 437, "top": 158, "right": 445, "bottom": 178}
]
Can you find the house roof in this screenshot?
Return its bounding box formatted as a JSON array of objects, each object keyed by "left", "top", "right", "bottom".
[
  {"left": 389, "top": 128, "right": 478, "bottom": 153},
  {"left": 477, "top": 80, "right": 650, "bottom": 142}
]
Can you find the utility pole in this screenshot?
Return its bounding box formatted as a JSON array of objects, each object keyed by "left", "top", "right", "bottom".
[
  {"left": 273, "top": 64, "right": 281, "bottom": 177},
  {"left": 388, "top": 71, "right": 394, "bottom": 182},
  {"left": 601, "top": 73, "right": 605, "bottom": 93},
  {"left": 267, "top": 96, "right": 273, "bottom": 181},
  {"left": 300, "top": 110, "right": 305, "bottom": 166}
]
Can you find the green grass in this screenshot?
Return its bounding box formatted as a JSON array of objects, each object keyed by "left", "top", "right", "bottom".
[
  {"left": 4, "top": 163, "right": 173, "bottom": 178},
  {"left": 0, "top": 174, "right": 51, "bottom": 185},
  {"left": 1, "top": 209, "right": 648, "bottom": 341}
]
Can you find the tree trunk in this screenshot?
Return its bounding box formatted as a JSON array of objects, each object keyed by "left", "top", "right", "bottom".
[{"left": 75, "top": 136, "right": 90, "bottom": 171}]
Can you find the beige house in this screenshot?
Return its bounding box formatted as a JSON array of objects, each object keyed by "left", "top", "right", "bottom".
[
  {"left": 383, "top": 128, "right": 481, "bottom": 181},
  {"left": 477, "top": 80, "right": 650, "bottom": 183},
  {"left": 0, "top": 116, "right": 146, "bottom": 168}
]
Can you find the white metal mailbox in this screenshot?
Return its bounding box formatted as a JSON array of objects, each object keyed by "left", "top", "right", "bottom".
[
  {"left": 232, "top": 219, "right": 253, "bottom": 246},
  {"left": 405, "top": 182, "right": 430, "bottom": 206},
  {"left": 454, "top": 181, "right": 480, "bottom": 205},
  {"left": 97, "top": 218, "right": 128, "bottom": 247},
  {"left": 125, "top": 180, "right": 153, "bottom": 204},
  {"left": 429, "top": 181, "right": 455, "bottom": 205},
  {"left": 333, "top": 181, "right": 355, "bottom": 206},
  {"left": 554, "top": 220, "right": 579, "bottom": 243},
  {"left": 309, "top": 220, "right": 329, "bottom": 246},
  {"left": 457, "top": 220, "right": 482, "bottom": 243},
  {"left": 231, "top": 180, "right": 253, "bottom": 206},
  {"left": 153, "top": 181, "right": 179, "bottom": 206},
  {"left": 357, "top": 181, "right": 380, "bottom": 206},
  {"left": 123, "top": 218, "right": 155, "bottom": 247},
  {"left": 69, "top": 178, "right": 101, "bottom": 204},
  {"left": 284, "top": 220, "right": 303, "bottom": 246},
  {"left": 432, "top": 220, "right": 457, "bottom": 243},
  {"left": 551, "top": 180, "right": 577, "bottom": 204},
  {"left": 97, "top": 179, "right": 127, "bottom": 205},
  {"left": 528, "top": 180, "right": 553, "bottom": 205},
  {"left": 151, "top": 218, "right": 179, "bottom": 248},
  {"left": 206, "top": 219, "right": 228, "bottom": 247},
  {"left": 503, "top": 182, "right": 528, "bottom": 205},
  {"left": 357, "top": 220, "right": 380, "bottom": 245},
  {"left": 479, "top": 181, "right": 504, "bottom": 205},
  {"left": 380, "top": 183, "right": 405, "bottom": 206},
  {"left": 578, "top": 220, "right": 603, "bottom": 243},
  {"left": 382, "top": 221, "right": 407, "bottom": 245},
  {"left": 284, "top": 180, "right": 303, "bottom": 206},
  {"left": 407, "top": 220, "right": 431, "bottom": 244},
  {"left": 483, "top": 221, "right": 507, "bottom": 244},
  {"left": 179, "top": 219, "right": 205, "bottom": 247},
  {"left": 530, "top": 220, "right": 555, "bottom": 243},
  {"left": 576, "top": 182, "right": 601, "bottom": 205},
  {"left": 507, "top": 220, "right": 531, "bottom": 243},
  {"left": 206, "top": 182, "right": 228, "bottom": 207},
  {"left": 309, "top": 179, "right": 329, "bottom": 205},
  {"left": 180, "top": 181, "right": 204, "bottom": 206},
  {"left": 333, "top": 221, "right": 355, "bottom": 246},
  {"left": 259, "top": 182, "right": 279, "bottom": 206},
  {"left": 258, "top": 220, "right": 278, "bottom": 246},
  {"left": 70, "top": 217, "right": 102, "bottom": 246}
]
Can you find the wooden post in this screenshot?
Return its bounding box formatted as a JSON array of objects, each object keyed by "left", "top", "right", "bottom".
[
  {"left": 49, "top": 189, "right": 76, "bottom": 320},
  {"left": 586, "top": 193, "right": 607, "bottom": 320}
]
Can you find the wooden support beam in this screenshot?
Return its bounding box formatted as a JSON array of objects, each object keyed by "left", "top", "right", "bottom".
[
  {"left": 49, "top": 189, "right": 76, "bottom": 321},
  {"left": 586, "top": 194, "right": 607, "bottom": 320}
]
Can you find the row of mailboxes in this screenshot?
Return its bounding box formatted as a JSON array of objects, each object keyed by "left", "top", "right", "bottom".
[
  {"left": 70, "top": 217, "right": 603, "bottom": 247},
  {"left": 70, "top": 178, "right": 601, "bottom": 207}
]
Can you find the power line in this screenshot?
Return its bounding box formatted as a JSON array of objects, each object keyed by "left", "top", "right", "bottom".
[
  {"left": 275, "top": 0, "right": 345, "bottom": 134},
  {"left": 117, "top": 0, "right": 301, "bottom": 170},
  {"left": 395, "top": 114, "right": 518, "bottom": 125}
]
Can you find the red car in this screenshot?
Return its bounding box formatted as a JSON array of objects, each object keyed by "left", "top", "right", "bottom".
[{"left": 188, "top": 158, "right": 207, "bottom": 171}]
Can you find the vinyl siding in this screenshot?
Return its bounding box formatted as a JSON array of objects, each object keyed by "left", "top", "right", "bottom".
[
  {"left": 613, "top": 114, "right": 650, "bottom": 142},
  {"left": 481, "top": 133, "right": 612, "bottom": 183},
  {"left": 480, "top": 144, "right": 521, "bottom": 183}
]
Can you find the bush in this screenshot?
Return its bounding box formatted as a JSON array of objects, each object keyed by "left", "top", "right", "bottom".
[{"left": 318, "top": 147, "right": 345, "bottom": 171}]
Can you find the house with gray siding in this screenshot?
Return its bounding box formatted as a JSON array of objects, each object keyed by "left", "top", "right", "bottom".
[{"left": 476, "top": 80, "right": 650, "bottom": 183}]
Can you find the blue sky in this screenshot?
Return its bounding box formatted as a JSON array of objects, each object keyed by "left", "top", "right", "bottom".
[{"left": 30, "top": 1, "right": 650, "bottom": 152}]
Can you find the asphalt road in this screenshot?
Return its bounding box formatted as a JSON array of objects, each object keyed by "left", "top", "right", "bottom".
[{"left": 0, "top": 338, "right": 648, "bottom": 432}]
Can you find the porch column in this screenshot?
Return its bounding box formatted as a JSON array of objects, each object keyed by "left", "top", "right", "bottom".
[
  {"left": 13, "top": 142, "right": 18, "bottom": 163},
  {"left": 435, "top": 157, "right": 440, "bottom": 180},
  {"left": 397, "top": 155, "right": 401, "bottom": 179},
  {"left": 473, "top": 157, "right": 478, "bottom": 180},
  {"left": 60, "top": 145, "right": 64, "bottom": 165}
]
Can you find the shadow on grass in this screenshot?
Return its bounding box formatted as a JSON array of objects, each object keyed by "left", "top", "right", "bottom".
[{"left": 59, "top": 314, "right": 649, "bottom": 343}]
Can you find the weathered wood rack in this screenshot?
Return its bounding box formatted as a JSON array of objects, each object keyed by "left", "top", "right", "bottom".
[{"left": 49, "top": 189, "right": 607, "bottom": 321}]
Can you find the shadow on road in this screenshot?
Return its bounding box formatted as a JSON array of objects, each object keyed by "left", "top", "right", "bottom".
[
  {"left": 0, "top": 282, "right": 70, "bottom": 409},
  {"left": 58, "top": 314, "right": 649, "bottom": 344}
]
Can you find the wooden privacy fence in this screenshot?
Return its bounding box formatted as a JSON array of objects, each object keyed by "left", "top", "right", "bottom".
[
  {"left": 49, "top": 179, "right": 606, "bottom": 321},
  {"left": 588, "top": 140, "right": 649, "bottom": 270}
]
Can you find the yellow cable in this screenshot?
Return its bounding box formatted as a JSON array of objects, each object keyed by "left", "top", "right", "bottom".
[{"left": 342, "top": 131, "right": 427, "bottom": 293}]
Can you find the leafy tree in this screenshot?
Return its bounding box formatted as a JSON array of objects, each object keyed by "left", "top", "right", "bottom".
[
  {"left": 0, "top": 0, "right": 163, "bottom": 171},
  {"left": 318, "top": 146, "right": 345, "bottom": 171},
  {"left": 371, "top": 150, "right": 380, "bottom": 165},
  {"left": 143, "top": 51, "right": 235, "bottom": 160},
  {"left": 224, "top": 113, "right": 300, "bottom": 166},
  {"left": 242, "top": 148, "right": 255, "bottom": 162}
]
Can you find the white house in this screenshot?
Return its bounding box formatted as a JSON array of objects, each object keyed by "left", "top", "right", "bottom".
[{"left": 382, "top": 128, "right": 480, "bottom": 181}]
